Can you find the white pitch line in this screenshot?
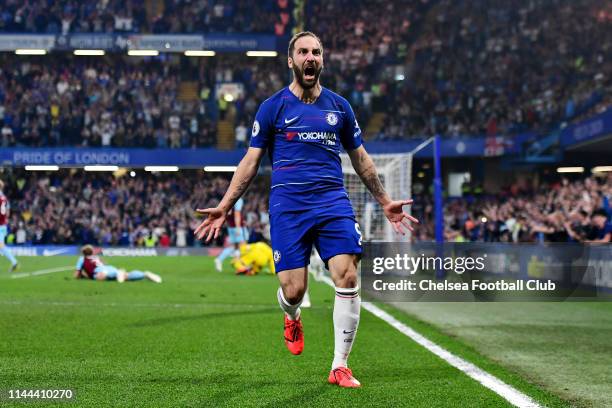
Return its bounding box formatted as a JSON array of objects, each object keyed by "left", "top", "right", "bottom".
[
  {"left": 316, "top": 274, "right": 542, "bottom": 408},
  {"left": 11, "top": 266, "right": 74, "bottom": 279}
]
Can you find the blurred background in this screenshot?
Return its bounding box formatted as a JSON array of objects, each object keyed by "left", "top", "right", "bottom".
[{"left": 0, "top": 0, "right": 610, "bottom": 247}]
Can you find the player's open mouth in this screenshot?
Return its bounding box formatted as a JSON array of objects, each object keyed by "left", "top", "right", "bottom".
[{"left": 304, "top": 66, "right": 316, "bottom": 80}]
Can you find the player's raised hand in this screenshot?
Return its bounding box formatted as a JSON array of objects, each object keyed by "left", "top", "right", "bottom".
[
  {"left": 383, "top": 199, "right": 419, "bottom": 236},
  {"left": 194, "top": 207, "right": 227, "bottom": 242}
]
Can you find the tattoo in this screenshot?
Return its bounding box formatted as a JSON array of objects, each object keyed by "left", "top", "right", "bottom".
[
  {"left": 219, "top": 156, "right": 260, "bottom": 212},
  {"left": 224, "top": 171, "right": 252, "bottom": 210},
  {"left": 355, "top": 153, "right": 387, "bottom": 203}
]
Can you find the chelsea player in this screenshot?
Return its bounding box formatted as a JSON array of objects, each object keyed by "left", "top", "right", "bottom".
[{"left": 195, "top": 32, "right": 418, "bottom": 388}]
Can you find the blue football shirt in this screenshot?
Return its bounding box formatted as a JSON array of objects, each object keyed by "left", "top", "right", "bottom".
[
  {"left": 249, "top": 87, "right": 363, "bottom": 213},
  {"left": 596, "top": 221, "right": 612, "bottom": 240}
]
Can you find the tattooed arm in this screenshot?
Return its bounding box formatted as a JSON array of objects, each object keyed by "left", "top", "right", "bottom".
[
  {"left": 347, "top": 145, "right": 391, "bottom": 206},
  {"left": 195, "top": 147, "right": 265, "bottom": 241},
  {"left": 217, "top": 147, "right": 265, "bottom": 212},
  {"left": 348, "top": 145, "right": 419, "bottom": 235}
]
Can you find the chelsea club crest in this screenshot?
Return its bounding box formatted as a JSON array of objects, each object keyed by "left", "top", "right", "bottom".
[
  {"left": 325, "top": 112, "right": 338, "bottom": 126},
  {"left": 252, "top": 120, "right": 260, "bottom": 137}
]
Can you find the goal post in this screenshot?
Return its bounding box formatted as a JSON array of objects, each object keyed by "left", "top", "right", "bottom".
[
  {"left": 340, "top": 153, "right": 413, "bottom": 242},
  {"left": 340, "top": 137, "right": 436, "bottom": 242},
  {"left": 310, "top": 137, "right": 439, "bottom": 285}
]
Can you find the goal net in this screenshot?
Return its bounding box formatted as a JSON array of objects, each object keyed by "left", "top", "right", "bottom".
[
  {"left": 309, "top": 152, "right": 413, "bottom": 282},
  {"left": 340, "top": 153, "right": 413, "bottom": 242}
]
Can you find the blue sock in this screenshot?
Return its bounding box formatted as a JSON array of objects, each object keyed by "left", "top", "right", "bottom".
[
  {"left": 127, "top": 270, "right": 145, "bottom": 281},
  {"left": 1, "top": 246, "right": 17, "bottom": 265},
  {"left": 217, "top": 246, "right": 235, "bottom": 263}
]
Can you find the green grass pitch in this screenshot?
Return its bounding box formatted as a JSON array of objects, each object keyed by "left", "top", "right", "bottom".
[{"left": 1, "top": 256, "right": 608, "bottom": 407}]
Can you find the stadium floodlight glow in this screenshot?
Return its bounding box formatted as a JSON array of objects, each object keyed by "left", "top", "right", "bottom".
[
  {"left": 184, "top": 50, "right": 216, "bottom": 57},
  {"left": 24, "top": 165, "right": 59, "bottom": 171},
  {"left": 395, "top": 74, "right": 405, "bottom": 81},
  {"left": 74, "top": 49, "right": 105, "bottom": 56},
  {"left": 557, "top": 166, "right": 584, "bottom": 173},
  {"left": 592, "top": 166, "right": 612, "bottom": 173},
  {"left": 84, "top": 165, "right": 119, "bottom": 172},
  {"left": 127, "top": 50, "right": 159, "bottom": 56},
  {"left": 15, "top": 49, "right": 47, "bottom": 55},
  {"left": 144, "top": 166, "right": 179, "bottom": 172},
  {"left": 246, "top": 51, "right": 278, "bottom": 57},
  {"left": 204, "top": 166, "right": 238, "bottom": 172}
]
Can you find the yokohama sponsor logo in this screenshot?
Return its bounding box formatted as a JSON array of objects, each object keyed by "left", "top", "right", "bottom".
[
  {"left": 298, "top": 131, "right": 336, "bottom": 141},
  {"left": 286, "top": 131, "right": 337, "bottom": 145}
]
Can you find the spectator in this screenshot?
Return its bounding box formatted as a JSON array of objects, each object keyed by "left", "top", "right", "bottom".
[
  {"left": 1, "top": 170, "right": 271, "bottom": 247},
  {"left": 235, "top": 121, "right": 247, "bottom": 148},
  {"left": 413, "top": 173, "right": 612, "bottom": 243}
]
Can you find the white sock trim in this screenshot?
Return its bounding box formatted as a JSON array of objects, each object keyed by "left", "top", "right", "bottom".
[
  {"left": 335, "top": 286, "right": 359, "bottom": 293},
  {"left": 277, "top": 287, "right": 302, "bottom": 320}
]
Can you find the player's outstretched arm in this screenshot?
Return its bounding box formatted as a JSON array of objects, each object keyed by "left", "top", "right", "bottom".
[
  {"left": 348, "top": 145, "right": 419, "bottom": 235},
  {"left": 195, "top": 147, "right": 265, "bottom": 242}
]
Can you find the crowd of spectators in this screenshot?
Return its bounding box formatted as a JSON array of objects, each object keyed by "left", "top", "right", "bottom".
[
  {"left": 0, "top": 54, "right": 212, "bottom": 148},
  {"left": 0, "top": 0, "right": 146, "bottom": 34},
  {"left": 0, "top": 0, "right": 609, "bottom": 146},
  {"left": 2, "top": 168, "right": 610, "bottom": 246},
  {"left": 211, "top": 55, "right": 288, "bottom": 137},
  {"left": 413, "top": 173, "right": 612, "bottom": 243},
  {"left": 0, "top": 54, "right": 292, "bottom": 148},
  {"left": 153, "top": 0, "right": 293, "bottom": 35},
  {"left": 377, "top": 0, "right": 611, "bottom": 140},
  {"left": 0, "top": 0, "right": 291, "bottom": 35},
  {"left": 1, "top": 170, "right": 269, "bottom": 247},
  {"left": 304, "top": 0, "right": 433, "bottom": 129}
]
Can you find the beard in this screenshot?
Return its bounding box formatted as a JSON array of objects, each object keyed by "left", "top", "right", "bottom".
[{"left": 292, "top": 63, "right": 323, "bottom": 89}]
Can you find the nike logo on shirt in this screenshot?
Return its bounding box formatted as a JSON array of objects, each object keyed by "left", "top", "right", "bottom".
[{"left": 284, "top": 116, "right": 299, "bottom": 124}]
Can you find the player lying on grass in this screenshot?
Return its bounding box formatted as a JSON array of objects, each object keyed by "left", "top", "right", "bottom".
[
  {"left": 74, "top": 245, "right": 162, "bottom": 283},
  {"left": 232, "top": 241, "right": 276, "bottom": 275},
  {"left": 195, "top": 31, "right": 418, "bottom": 388}
]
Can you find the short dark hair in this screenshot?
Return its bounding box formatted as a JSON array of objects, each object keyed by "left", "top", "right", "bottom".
[
  {"left": 288, "top": 31, "right": 323, "bottom": 58},
  {"left": 592, "top": 209, "right": 608, "bottom": 218}
]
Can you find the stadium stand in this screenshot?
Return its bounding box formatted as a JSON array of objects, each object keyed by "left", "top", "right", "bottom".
[
  {"left": 0, "top": 0, "right": 610, "bottom": 245},
  {"left": 1, "top": 0, "right": 608, "bottom": 146},
  {"left": 374, "top": 0, "right": 611, "bottom": 139},
  {"left": 412, "top": 173, "right": 612, "bottom": 242},
  {"left": 0, "top": 170, "right": 268, "bottom": 246},
  {"left": 0, "top": 168, "right": 610, "bottom": 245},
  {"left": 0, "top": 0, "right": 292, "bottom": 34},
  {"left": 0, "top": 53, "right": 288, "bottom": 148}
]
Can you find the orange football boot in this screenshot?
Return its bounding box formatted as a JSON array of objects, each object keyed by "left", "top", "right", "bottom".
[
  {"left": 283, "top": 315, "right": 304, "bottom": 355},
  {"left": 328, "top": 367, "right": 361, "bottom": 388}
]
